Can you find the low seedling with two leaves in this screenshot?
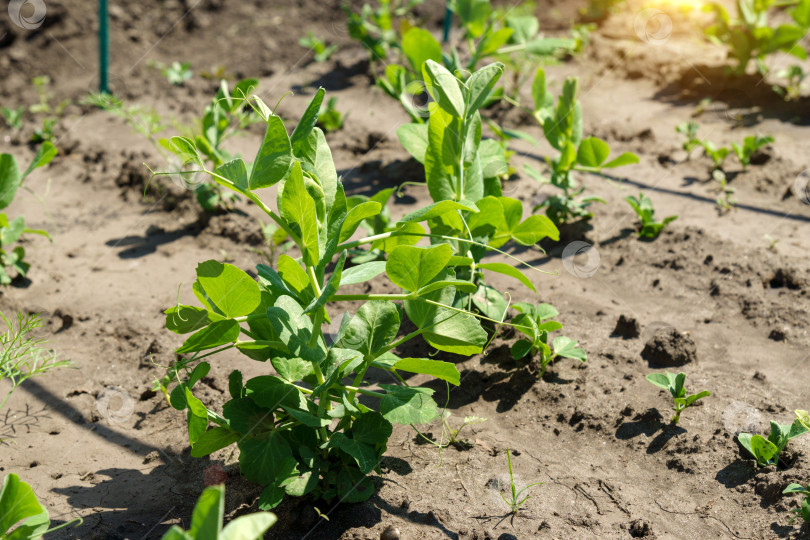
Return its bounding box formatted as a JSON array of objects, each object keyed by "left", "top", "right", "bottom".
[
  {"left": 0, "top": 142, "right": 56, "bottom": 284},
  {"left": 625, "top": 193, "right": 677, "bottom": 239},
  {"left": 646, "top": 372, "right": 710, "bottom": 424},
  {"left": 525, "top": 68, "right": 639, "bottom": 225},
  {"left": 738, "top": 418, "right": 809, "bottom": 467},
  {"left": 509, "top": 303, "right": 586, "bottom": 377}
]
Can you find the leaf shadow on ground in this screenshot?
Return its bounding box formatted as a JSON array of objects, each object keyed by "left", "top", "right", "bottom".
[
  {"left": 293, "top": 57, "right": 370, "bottom": 93},
  {"left": 614, "top": 407, "right": 686, "bottom": 454},
  {"left": 339, "top": 158, "right": 422, "bottom": 201},
  {"left": 106, "top": 222, "right": 203, "bottom": 259}
]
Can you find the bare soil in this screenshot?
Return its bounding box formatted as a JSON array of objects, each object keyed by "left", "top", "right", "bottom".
[{"left": 2, "top": 0, "right": 810, "bottom": 539}]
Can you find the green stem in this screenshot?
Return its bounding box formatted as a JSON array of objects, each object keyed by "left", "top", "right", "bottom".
[{"left": 331, "top": 293, "right": 411, "bottom": 301}]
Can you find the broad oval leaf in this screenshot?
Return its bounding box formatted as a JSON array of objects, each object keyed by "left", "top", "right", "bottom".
[
  {"left": 250, "top": 115, "right": 293, "bottom": 189},
  {"left": 386, "top": 244, "right": 453, "bottom": 292},
  {"left": 393, "top": 357, "right": 461, "bottom": 386},
  {"left": 422, "top": 60, "right": 465, "bottom": 118},
  {"left": 196, "top": 260, "right": 262, "bottom": 318},
  {"left": 177, "top": 319, "right": 241, "bottom": 354}
]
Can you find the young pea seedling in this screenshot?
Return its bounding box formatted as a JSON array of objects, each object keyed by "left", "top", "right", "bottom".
[
  {"left": 510, "top": 302, "right": 586, "bottom": 378},
  {"left": 783, "top": 482, "right": 810, "bottom": 526},
  {"left": 702, "top": 141, "right": 730, "bottom": 170},
  {"left": 500, "top": 449, "right": 543, "bottom": 515},
  {"left": 299, "top": 32, "right": 338, "bottom": 62},
  {"left": 625, "top": 193, "right": 677, "bottom": 240},
  {"left": 646, "top": 372, "right": 710, "bottom": 424},
  {"left": 774, "top": 65, "right": 807, "bottom": 101},
  {"left": 738, "top": 418, "right": 809, "bottom": 467},
  {"left": 317, "top": 97, "right": 346, "bottom": 133},
  {"left": 713, "top": 169, "right": 736, "bottom": 212},
  {"left": 676, "top": 121, "right": 701, "bottom": 157},
  {"left": 731, "top": 134, "right": 773, "bottom": 171}
]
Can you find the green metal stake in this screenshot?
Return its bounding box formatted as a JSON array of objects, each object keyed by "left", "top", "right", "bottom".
[
  {"left": 99, "top": 0, "right": 109, "bottom": 93},
  {"left": 442, "top": 1, "right": 452, "bottom": 43}
]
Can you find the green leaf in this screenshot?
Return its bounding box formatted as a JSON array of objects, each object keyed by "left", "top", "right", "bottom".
[
  {"left": 220, "top": 513, "right": 277, "bottom": 540},
  {"left": 404, "top": 287, "right": 487, "bottom": 355},
  {"left": 386, "top": 244, "right": 453, "bottom": 292},
  {"left": 466, "top": 63, "right": 505, "bottom": 114},
  {"left": 246, "top": 375, "right": 306, "bottom": 411},
  {"left": 339, "top": 201, "right": 382, "bottom": 243},
  {"left": 783, "top": 483, "right": 809, "bottom": 494},
  {"left": 238, "top": 432, "right": 297, "bottom": 486},
  {"left": 379, "top": 384, "right": 439, "bottom": 424},
  {"left": 281, "top": 162, "right": 320, "bottom": 265},
  {"left": 250, "top": 115, "right": 293, "bottom": 189},
  {"left": 552, "top": 336, "right": 586, "bottom": 361},
  {"left": 398, "top": 199, "right": 479, "bottom": 224},
  {"left": 336, "top": 467, "right": 375, "bottom": 503},
  {"left": 511, "top": 339, "right": 533, "bottom": 360},
  {"left": 477, "top": 262, "right": 536, "bottom": 292},
  {"left": 177, "top": 319, "right": 241, "bottom": 353},
  {"left": 576, "top": 137, "right": 610, "bottom": 168},
  {"left": 415, "top": 279, "right": 477, "bottom": 296},
  {"left": 191, "top": 427, "right": 240, "bottom": 457},
  {"left": 214, "top": 159, "right": 248, "bottom": 192},
  {"left": 267, "top": 296, "right": 325, "bottom": 364},
  {"left": 393, "top": 357, "right": 461, "bottom": 386},
  {"left": 165, "top": 305, "right": 224, "bottom": 334},
  {"left": 402, "top": 28, "right": 443, "bottom": 72},
  {"left": 0, "top": 473, "right": 47, "bottom": 537},
  {"left": 397, "top": 123, "right": 429, "bottom": 164},
  {"left": 646, "top": 373, "right": 671, "bottom": 390},
  {"left": 22, "top": 141, "right": 58, "bottom": 179},
  {"left": 352, "top": 411, "right": 393, "bottom": 445},
  {"left": 188, "top": 485, "right": 224, "bottom": 539},
  {"left": 339, "top": 301, "right": 400, "bottom": 356},
  {"left": 422, "top": 60, "right": 465, "bottom": 118},
  {"left": 603, "top": 152, "right": 640, "bottom": 169},
  {"left": 340, "top": 261, "right": 387, "bottom": 286},
  {"left": 291, "top": 88, "right": 325, "bottom": 155},
  {"left": 195, "top": 260, "right": 261, "bottom": 318},
  {"left": 328, "top": 433, "right": 379, "bottom": 473},
  {"left": 0, "top": 154, "right": 21, "bottom": 211},
  {"left": 303, "top": 251, "right": 346, "bottom": 314}
]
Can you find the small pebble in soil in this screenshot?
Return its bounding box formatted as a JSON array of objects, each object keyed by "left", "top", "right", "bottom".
[
  {"left": 641, "top": 327, "right": 697, "bottom": 366},
  {"left": 380, "top": 525, "right": 400, "bottom": 540}
]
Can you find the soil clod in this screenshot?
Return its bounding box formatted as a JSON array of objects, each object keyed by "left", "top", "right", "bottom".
[{"left": 641, "top": 327, "right": 698, "bottom": 367}]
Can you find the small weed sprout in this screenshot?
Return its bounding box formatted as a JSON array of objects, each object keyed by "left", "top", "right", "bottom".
[
  {"left": 299, "top": 32, "right": 339, "bottom": 62},
  {"left": 625, "top": 193, "right": 677, "bottom": 239},
  {"left": 646, "top": 372, "right": 710, "bottom": 424},
  {"left": 82, "top": 92, "right": 167, "bottom": 146},
  {"left": 783, "top": 482, "right": 810, "bottom": 525},
  {"left": 0, "top": 312, "right": 71, "bottom": 411},
  {"left": 417, "top": 411, "right": 486, "bottom": 449},
  {"left": 500, "top": 450, "right": 543, "bottom": 515},
  {"left": 162, "top": 61, "right": 194, "bottom": 85},
  {"left": 738, "top": 418, "right": 809, "bottom": 467}
]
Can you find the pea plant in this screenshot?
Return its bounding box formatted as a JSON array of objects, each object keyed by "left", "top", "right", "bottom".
[
  {"left": 343, "top": 0, "right": 425, "bottom": 62},
  {"left": 0, "top": 473, "right": 81, "bottom": 539},
  {"left": 299, "top": 32, "right": 338, "bottom": 63},
  {"left": 676, "top": 121, "right": 701, "bottom": 157},
  {"left": 774, "top": 65, "right": 808, "bottom": 100},
  {"left": 0, "top": 143, "right": 56, "bottom": 285},
  {"left": 625, "top": 193, "right": 677, "bottom": 240},
  {"left": 732, "top": 134, "right": 773, "bottom": 170},
  {"left": 151, "top": 60, "right": 193, "bottom": 86},
  {"left": 160, "top": 484, "right": 276, "bottom": 540},
  {"left": 782, "top": 482, "right": 810, "bottom": 525},
  {"left": 152, "top": 88, "right": 504, "bottom": 509},
  {"left": 396, "top": 61, "right": 559, "bottom": 321},
  {"left": 704, "top": 0, "right": 810, "bottom": 75},
  {"left": 646, "top": 372, "right": 710, "bottom": 424},
  {"left": 376, "top": 4, "right": 575, "bottom": 122},
  {"left": 525, "top": 68, "right": 639, "bottom": 225},
  {"left": 738, "top": 418, "right": 809, "bottom": 467},
  {"left": 509, "top": 302, "right": 586, "bottom": 377},
  {"left": 317, "top": 97, "right": 346, "bottom": 133}
]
